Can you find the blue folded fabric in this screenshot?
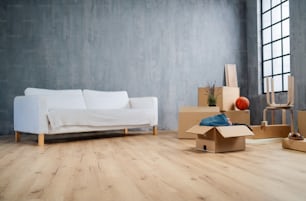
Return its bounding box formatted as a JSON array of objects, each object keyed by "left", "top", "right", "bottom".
[{"left": 199, "top": 113, "right": 230, "bottom": 126}]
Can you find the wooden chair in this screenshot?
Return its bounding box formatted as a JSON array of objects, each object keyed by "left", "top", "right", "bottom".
[
  {"left": 262, "top": 75, "right": 303, "bottom": 140},
  {"left": 263, "top": 75, "right": 294, "bottom": 124}
]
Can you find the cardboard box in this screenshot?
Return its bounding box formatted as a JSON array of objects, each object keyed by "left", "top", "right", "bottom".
[
  {"left": 187, "top": 125, "right": 254, "bottom": 153},
  {"left": 198, "top": 86, "right": 240, "bottom": 111},
  {"left": 248, "top": 124, "right": 291, "bottom": 139},
  {"left": 298, "top": 110, "right": 306, "bottom": 136},
  {"left": 178, "top": 106, "right": 219, "bottom": 139},
  {"left": 224, "top": 110, "right": 250, "bottom": 125},
  {"left": 282, "top": 138, "right": 306, "bottom": 152}
]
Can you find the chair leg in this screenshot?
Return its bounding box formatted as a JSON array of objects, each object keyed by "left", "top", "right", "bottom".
[
  {"left": 263, "top": 108, "right": 267, "bottom": 121},
  {"left": 38, "top": 134, "right": 44, "bottom": 146},
  {"left": 290, "top": 109, "right": 294, "bottom": 133},
  {"left": 153, "top": 126, "right": 158, "bottom": 135},
  {"left": 282, "top": 109, "right": 286, "bottom": 124},
  {"left": 262, "top": 108, "right": 269, "bottom": 126},
  {"left": 15, "top": 131, "right": 21, "bottom": 143}
]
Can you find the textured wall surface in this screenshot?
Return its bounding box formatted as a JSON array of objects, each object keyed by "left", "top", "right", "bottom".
[
  {"left": 0, "top": 0, "right": 8, "bottom": 134},
  {"left": 0, "top": 0, "right": 247, "bottom": 134},
  {"left": 291, "top": 0, "right": 306, "bottom": 111}
]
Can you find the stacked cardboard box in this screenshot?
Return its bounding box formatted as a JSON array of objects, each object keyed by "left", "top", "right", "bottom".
[
  {"left": 199, "top": 86, "right": 292, "bottom": 140},
  {"left": 178, "top": 64, "right": 298, "bottom": 152},
  {"left": 194, "top": 86, "right": 253, "bottom": 152},
  {"left": 197, "top": 85, "right": 250, "bottom": 126},
  {"left": 178, "top": 106, "right": 220, "bottom": 139},
  {"left": 224, "top": 110, "right": 250, "bottom": 125},
  {"left": 248, "top": 124, "right": 291, "bottom": 139},
  {"left": 178, "top": 86, "right": 251, "bottom": 142},
  {"left": 198, "top": 86, "right": 240, "bottom": 111}
]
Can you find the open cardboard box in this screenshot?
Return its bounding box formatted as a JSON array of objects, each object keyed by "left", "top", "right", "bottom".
[
  {"left": 178, "top": 108, "right": 250, "bottom": 139},
  {"left": 187, "top": 125, "right": 254, "bottom": 153}
]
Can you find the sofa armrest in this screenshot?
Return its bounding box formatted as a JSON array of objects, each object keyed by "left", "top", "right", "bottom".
[
  {"left": 129, "top": 97, "right": 158, "bottom": 125},
  {"left": 14, "top": 96, "right": 49, "bottom": 134}
]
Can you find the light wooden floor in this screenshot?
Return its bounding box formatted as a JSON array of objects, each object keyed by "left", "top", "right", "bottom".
[{"left": 1, "top": 131, "right": 306, "bottom": 201}]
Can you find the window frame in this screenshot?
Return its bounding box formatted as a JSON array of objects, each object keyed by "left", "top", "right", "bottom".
[{"left": 261, "top": 0, "right": 290, "bottom": 93}]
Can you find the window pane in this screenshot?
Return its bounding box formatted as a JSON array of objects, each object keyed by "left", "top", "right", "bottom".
[
  {"left": 262, "top": 0, "right": 271, "bottom": 12},
  {"left": 283, "top": 37, "right": 290, "bottom": 54},
  {"left": 272, "top": 23, "right": 281, "bottom": 41},
  {"left": 273, "top": 75, "right": 282, "bottom": 92},
  {"left": 272, "top": 6, "right": 281, "bottom": 24},
  {"left": 263, "top": 77, "right": 270, "bottom": 93},
  {"left": 272, "top": 40, "right": 282, "bottom": 58},
  {"left": 263, "top": 28, "right": 271, "bottom": 44},
  {"left": 282, "top": 1, "right": 289, "bottom": 19},
  {"left": 282, "top": 19, "right": 290, "bottom": 37},
  {"left": 283, "top": 73, "right": 289, "bottom": 91},
  {"left": 272, "top": 0, "right": 281, "bottom": 7},
  {"left": 273, "top": 58, "right": 282, "bottom": 74},
  {"left": 263, "top": 60, "right": 272, "bottom": 76},
  {"left": 263, "top": 44, "right": 272, "bottom": 60},
  {"left": 263, "top": 11, "right": 271, "bottom": 28},
  {"left": 283, "top": 55, "right": 290, "bottom": 72}
]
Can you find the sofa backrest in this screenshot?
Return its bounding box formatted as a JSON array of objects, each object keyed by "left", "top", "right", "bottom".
[
  {"left": 83, "top": 89, "right": 130, "bottom": 110},
  {"left": 24, "top": 88, "right": 86, "bottom": 110}
]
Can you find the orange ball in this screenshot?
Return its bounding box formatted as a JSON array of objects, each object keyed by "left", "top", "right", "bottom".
[{"left": 235, "top": 96, "right": 250, "bottom": 110}]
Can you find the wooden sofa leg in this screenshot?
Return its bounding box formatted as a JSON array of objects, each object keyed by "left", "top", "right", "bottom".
[
  {"left": 15, "top": 131, "right": 21, "bottom": 143},
  {"left": 124, "top": 128, "right": 128, "bottom": 135},
  {"left": 153, "top": 126, "right": 158, "bottom": 135},
  {"left": 38, "top": 134, "right": 45, "bottom": 146}
]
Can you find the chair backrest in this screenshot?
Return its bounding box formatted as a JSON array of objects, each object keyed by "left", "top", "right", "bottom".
[{"left": 265, "top": 75, "right": 294, "bottom": 106}]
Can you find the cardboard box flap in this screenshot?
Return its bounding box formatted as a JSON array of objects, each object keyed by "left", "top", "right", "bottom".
[
  {"left": 215, "top": 125, "right": 254, "bottom": 138},
  {"left": 186, "top": 125, "right": 214, "bottom": 135}
]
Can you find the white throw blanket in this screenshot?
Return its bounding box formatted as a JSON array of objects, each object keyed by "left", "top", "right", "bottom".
[{"left": 47, "top": 109, "right": 155, "bottom": 129}]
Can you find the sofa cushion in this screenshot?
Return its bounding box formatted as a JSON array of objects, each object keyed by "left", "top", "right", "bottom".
[
  {"left": 24, "top": 88, "right": 86, "bottom": 110},
  {"left": 25, "top": 88, "right": 83, "bottom": 96},
  {"left": 83, "top": 90, "right": 130, "bottom": 109}
]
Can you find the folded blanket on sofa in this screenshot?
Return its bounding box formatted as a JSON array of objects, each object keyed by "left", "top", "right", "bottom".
[{"left": 47, "top": 109, "right": 155, "bottom": 129}]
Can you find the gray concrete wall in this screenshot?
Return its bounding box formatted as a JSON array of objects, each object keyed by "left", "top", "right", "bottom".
[
  {"left": 0, "top": 0, "right": 247, "bottom": 134},
  {"left": 291, "top": 0, "right": 306, "bottom": 111},
  {"left": 0, "top": 1, "right": 8, "bottom": 134},
  {"left": 246, "top": 0, "right": 306, "bottom": 126},
  {"left": 246, "top": 0, "right": 259, "bottom": 124}
]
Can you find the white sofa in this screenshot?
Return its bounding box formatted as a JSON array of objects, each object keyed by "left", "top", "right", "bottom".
[{"left": 14, "top": 88, "right": 158, "bottom": 146}]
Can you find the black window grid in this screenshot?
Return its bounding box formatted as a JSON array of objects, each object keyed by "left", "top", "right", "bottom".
[{"left": 261, "top": 0, "right": 290, "bottom": 93}]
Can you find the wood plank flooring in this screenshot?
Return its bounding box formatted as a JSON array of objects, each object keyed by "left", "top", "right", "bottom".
[{"left": 1, "top": 131, "right": 306, "bottom": 201}]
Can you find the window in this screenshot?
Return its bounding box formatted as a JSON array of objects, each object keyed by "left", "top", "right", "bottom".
[{"left": 261, "top": 0, "right": 290, "bottom": 92}]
